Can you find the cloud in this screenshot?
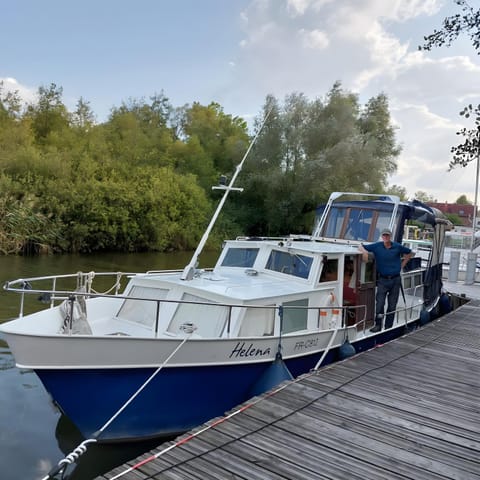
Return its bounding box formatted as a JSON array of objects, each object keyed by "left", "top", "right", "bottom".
[
  {"left": 0, "top": 77, "right": 37, "bottom": 104},
  {"left": 231, "top": 0, "right": 480, "bottom": 201}
]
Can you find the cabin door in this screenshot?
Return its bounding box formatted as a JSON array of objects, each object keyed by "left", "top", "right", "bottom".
[{"left": 357, "top": 256, "right": 376, "bottom": 329}]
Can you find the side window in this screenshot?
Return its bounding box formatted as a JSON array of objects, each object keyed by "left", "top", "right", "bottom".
[
  {"left": 320, "top": 259, "right": 338, "bottom": 282},
  {"left": 282, "top": 299, "right": 308, "bottom": 333}
]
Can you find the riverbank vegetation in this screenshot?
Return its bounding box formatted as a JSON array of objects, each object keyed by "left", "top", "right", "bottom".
[{"left": 0, "top": 81, "right": 401, "bottom": 255}]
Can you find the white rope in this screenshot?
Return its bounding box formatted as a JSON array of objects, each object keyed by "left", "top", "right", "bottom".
[
  {"left": 41, "top": 330, "right": 194, "bottom": 480},
  {"left": 98, "top": 332, "right": 193, "bottom": 434},
  {"left": 314, "top": 326, "right": 339, "bottom": 370}
]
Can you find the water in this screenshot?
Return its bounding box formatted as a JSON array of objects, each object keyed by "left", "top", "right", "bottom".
[{"left": 0, "top": 251, "right": 218, "bottom": 480}]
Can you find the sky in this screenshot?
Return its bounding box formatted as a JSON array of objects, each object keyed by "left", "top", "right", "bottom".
[{"left": 2, "top": 0, "right": 480, "bottom": 203}]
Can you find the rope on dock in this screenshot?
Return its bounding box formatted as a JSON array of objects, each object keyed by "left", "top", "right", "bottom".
[
  {"left": 107, "top": 315, "right": 462, "bottom": 480},
  {"left": 41, "top": 328, "right": 195, "bottom": 480}
]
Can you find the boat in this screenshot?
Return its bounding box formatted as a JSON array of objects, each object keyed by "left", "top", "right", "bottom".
[
  {"left": 403, "top": 226, "right": 480, "bottom": 281},
  {"left": 0, "top": 186, "right": 451, "bottom": 442}
]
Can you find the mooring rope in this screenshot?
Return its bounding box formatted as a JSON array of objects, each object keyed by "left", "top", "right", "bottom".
[{"left": 41, "top": 328, "right": 195, "bottom": 480}]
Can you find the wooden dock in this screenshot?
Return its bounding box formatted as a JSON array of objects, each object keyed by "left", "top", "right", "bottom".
[{"left": 98, "top": 300, "right": 480, "bottom": 480}]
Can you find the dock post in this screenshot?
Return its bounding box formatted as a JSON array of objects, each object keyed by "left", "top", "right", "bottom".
[
  {"left": 448, "top": 251, "right": 460, "bottom": 282},
  {"left": 465, "top": 252, "right": 477, "bottom": 285}
]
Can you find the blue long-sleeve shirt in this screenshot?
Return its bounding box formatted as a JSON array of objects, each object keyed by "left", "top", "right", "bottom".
[{"left": 363, "top": 241, "right": 411, "bottom": 277}]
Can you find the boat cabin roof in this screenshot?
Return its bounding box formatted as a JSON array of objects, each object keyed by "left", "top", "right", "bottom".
[{"left": 132, "top": 238, "right": 360, "bottom": 303}]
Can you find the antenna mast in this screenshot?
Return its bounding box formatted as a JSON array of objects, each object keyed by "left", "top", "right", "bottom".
[{"left": 181, "top": 109, "right": 272, "bottom": 280}]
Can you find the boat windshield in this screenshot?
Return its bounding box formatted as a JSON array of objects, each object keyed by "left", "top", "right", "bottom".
[
  {"left": 265, "top": 250, "right": 313, "bottom": 279},
  {"left": 221, "top": 247, "right": 259, "bottom": 267},
  {"left": 317, "top": 205, "right": 397, "bottom": 242}
]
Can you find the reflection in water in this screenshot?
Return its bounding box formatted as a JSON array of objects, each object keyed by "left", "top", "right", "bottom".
[{"left": 55, "top": 415, "right": 171, "bottom": 479}]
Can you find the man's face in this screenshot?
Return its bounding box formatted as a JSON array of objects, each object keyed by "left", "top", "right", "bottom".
[{"left": 382, "top": 233, "right": 391, "bottom": 244}]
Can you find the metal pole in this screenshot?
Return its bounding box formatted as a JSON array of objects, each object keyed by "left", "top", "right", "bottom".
[
  {"left": 180, "top": 109, "right": 272, "bottom": 280},
  {"left": 472, "top": 150, "right": 480, "bottom": 251}
]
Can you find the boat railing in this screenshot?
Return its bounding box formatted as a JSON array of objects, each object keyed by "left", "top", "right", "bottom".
[
  {"left": 4, "top": 273, "right": 372, "bottom": 337},
  {"left": 3, "top": 271, "right": 182, "bottom": 318},
  {"left": 4, "top": 271, "right": 425, "bottom": 337}
]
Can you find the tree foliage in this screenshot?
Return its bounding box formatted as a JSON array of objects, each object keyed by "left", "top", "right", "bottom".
[
  {"left": 455, "top": 194, "right": 472, "bottom": 204},
  {"left": 0, "top": 81, "right": 401, "bottom": 254},
  {"left": 232, "top": 83, "right": 401, "bottom": 235},
  {"left": 414, "top": 190, "right": 437, "bottom": 203}
]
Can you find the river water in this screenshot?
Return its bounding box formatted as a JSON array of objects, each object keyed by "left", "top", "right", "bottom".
[{"left": 0, "top": 251, "right": 218, "bottom": 480}]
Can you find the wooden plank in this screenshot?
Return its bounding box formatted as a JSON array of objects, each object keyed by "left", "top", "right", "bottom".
[{"left": 97, "top": 301, "right": 480, "bottom": 480}]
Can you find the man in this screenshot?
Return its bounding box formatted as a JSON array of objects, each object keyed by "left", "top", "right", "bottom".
[{"left": 358, "top": 228, "right": 415, "bottom": 332}]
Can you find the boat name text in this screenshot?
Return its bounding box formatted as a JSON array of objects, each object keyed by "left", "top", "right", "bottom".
[{"left": 229, "top": 342, "right": 271, "bottom": 358}]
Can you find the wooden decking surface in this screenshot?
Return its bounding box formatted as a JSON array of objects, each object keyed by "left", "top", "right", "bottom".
[{"left": 99, "top": 301, "right": 480, "bottom": 480}]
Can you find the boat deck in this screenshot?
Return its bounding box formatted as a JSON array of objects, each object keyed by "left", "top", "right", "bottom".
[{"left": 98, "top": 299, "right": 480, "bottom": 480}]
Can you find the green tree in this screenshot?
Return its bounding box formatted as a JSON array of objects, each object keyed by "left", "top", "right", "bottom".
[
  {"left": 180, "top": 102, "right": 249, "bottom": 191},
  {"left": 414, "top": 190, "right": 437, "bottom": 203},
  {"left": 455, "top": 194, "right": 472, "bottom": 204},
  {"left": 385, "top": 184, "right": 408, "bottom": 201},
  {"left": 26, "top": 83, "right": 70, "bottom": 144},
  {"left": 445, "top": 213, "right": 464, "bottom": 225},
  {"left": 235, "top": 85, "right": 401, "bottom": 236}
]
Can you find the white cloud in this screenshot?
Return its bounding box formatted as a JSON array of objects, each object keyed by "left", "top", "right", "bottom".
[
  {"left": 0, "top": 77, "right": 37, "bottom": 104},
  {"left": 287, "top": 0, "right": 310, "bottom": 17},
  {"left": 299, "top": 28, "right": 329, "bottom": 49},
  {"left": 233, "top": 0, "right": 480, "bottom": 202}
]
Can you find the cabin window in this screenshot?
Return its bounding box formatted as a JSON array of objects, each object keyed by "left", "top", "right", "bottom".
[
  {"left": 117, "top": 286, "right": 169, "bottom": 328},
  {"left": 265, "top": 250, "right": 313, "bottom": 279},
  {"left": 168, "top": 293, "right": 228, "bottom": 337},
  {"left": 221, "top": 247, "right": 259, "bottom": 267},
  {"left": 282, "top": 299, "right": 308, "bottom": 333},
  {"left": 320, "top": 259, "right": 338, "bottom": 282},
  {"left": 238, "top": 306, "right": 275, "bottom": 337}
]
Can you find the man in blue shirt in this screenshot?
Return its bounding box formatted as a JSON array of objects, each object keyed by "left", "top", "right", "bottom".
[{"left": 359, "top": 228, "right": 414, "bottom": 332}]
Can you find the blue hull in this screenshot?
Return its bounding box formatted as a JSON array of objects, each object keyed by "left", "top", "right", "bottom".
[{"left": 37, "top": 325, "right": 411, "bottom": 441}]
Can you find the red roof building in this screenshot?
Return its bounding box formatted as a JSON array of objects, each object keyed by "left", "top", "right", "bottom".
[{"left": 428, "top": 202, "right": 476, "bottom": 227}]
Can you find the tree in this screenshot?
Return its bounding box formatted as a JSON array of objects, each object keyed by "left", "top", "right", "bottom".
[
  {"left": 414, "top": 190, "right": 437, "bottom": 203},
  {"left": 420, "top": 1, "right": 480, "bottom": 53},
  {"left": 445, "top": 213, "right": 463, "bottom": 225},
  {"left": 72, "top": 97, "right": 95, "bottom": 129},
  {"left": 26, "top": 83, "right": 70, "bottom": 144},
  {"left": 234, "top": 85, "right": 401, "bottom": 236},
  {"left": 385, "top": 184, "right": 408, "bottom": 201},
  {"left": 421, "top": 1, "right": 480, "bottom": 169},
  {"left": 0, "top": 81, "right": 22, "bottom": 119},
  {"left": 455, "top": 194, "right": 472, "bottom": 204}
]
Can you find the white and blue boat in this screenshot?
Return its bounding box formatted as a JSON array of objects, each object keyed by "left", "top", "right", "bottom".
[{"left": 0, "top": 187, "right": 451, "bottom": 442}]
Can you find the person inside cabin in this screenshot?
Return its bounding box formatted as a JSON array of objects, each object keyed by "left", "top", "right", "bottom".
[
  {"left": 358, "top": 228, "right": 415, "bottom": 332},
  {"left": 320, "top": 259, "right": 338, "bottom": 282}
]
